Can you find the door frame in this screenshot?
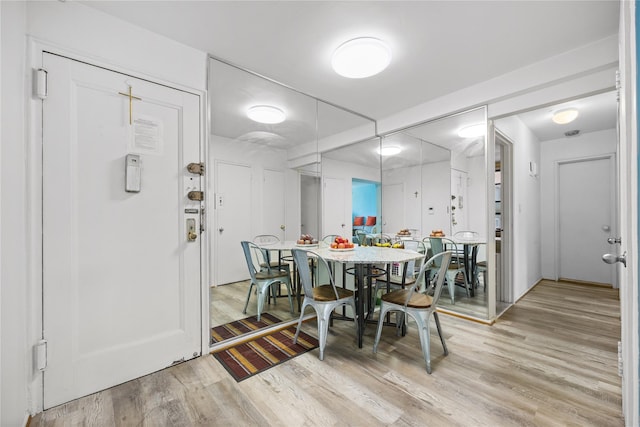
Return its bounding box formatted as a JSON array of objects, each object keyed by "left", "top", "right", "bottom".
[
  {"left": 27, "top": 40, "right": 209, "bottom": 413},
  {"left": 618, "top": 1, "right": 638, "bottom": 423},
  {"left": 552, "top": 154, "right": 617, "bottom": 285},
  {"left": 495, "top": 129, "right": 514, "bottom": 309}
]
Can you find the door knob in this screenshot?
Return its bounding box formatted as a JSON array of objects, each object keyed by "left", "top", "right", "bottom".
[
  {"left": 218, "top": 228, "right": 224, "bottom": 233},
  {"left": 607, "top": 237, "right": 622, "bottom": 245},
  {"left": 602, "top": 252, "right": 626, "bottom": 267}
]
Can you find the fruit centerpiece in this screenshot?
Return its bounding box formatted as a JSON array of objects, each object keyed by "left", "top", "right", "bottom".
[
  {"left": 296, "top": 234, "right": 318, "bottom": 245},
  {"left": 430, "top": 229, "right": 445, "bottom": 237},
  {"left": 330, "top": 236, "right": 355, "bottom": 249},
  {"left": 397, "top": 228, "right": 411, "bottom": 236}
]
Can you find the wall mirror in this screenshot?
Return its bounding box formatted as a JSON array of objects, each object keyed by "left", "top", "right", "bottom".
[
  {"left": 379, "top": 107, "right": 489, "bottom": 320},
  {"left": 207, "top": 57, "right": 376, "bottom": 346}
]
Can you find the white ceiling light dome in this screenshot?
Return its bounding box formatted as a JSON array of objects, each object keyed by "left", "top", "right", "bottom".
[
  {"left": 247, "top": 105, "right": 286, "bottom": 124},
  {"left": 332, "top": 37, "right": 392, "bottom": 79},
  {"left": 378, "top": 146, "right": 401, "bottom": 156},
  {"left": 552, "top": 108, "right": 579, "bottom": 124},
  {"left": 457, "top": 123, "right": 485, "bottom": 138}
]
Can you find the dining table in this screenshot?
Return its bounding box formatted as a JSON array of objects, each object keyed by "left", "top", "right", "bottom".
[
  {"left": 315, "top": 245, "right": 424, "bottom": 348},
  {"left": 256, "top": 240, "right": 424, "bottom": 348}
]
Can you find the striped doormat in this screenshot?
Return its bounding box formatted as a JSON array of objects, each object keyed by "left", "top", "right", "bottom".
[
  {"left": 212, "top": 327, "right": 319, "bottom": 382},
  {"left": 210, "top": 313, "right": 282, "bottom": 344}
]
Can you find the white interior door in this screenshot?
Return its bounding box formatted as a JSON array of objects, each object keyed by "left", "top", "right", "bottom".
[
  {"left": 382, "top": 183, "right": 404, "bottom": 235},
  {"left": 558, "top": 156, "right": 615, "bottom": 285},
  {"left": 262, "top": 169, "right": 285, "bottom": 239},
  {"left": 215, "top": 162, "right": 252, "bottom": 284},
  {"left": 451, "top": 169, "right": 468, "bottom": 234},
  {"left": 300, "top": 174, "right": 320, "bottom": 238},
  {"left": 42, "top": 53, "right": 202, "bottom": 408},
  {"left": 323, "top": 177, "right": 347, "bottom": 237}
]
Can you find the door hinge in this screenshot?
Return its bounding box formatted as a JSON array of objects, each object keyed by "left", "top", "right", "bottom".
[
  {"left": 187, "top": 191, "right": 204, "bottom": 201},
  {"left": 35, "top": 339, "right": 48, "bottom": 371},
  {"left": 35, "top": 68, "right": 48, "bottom": 100},
  {"left": 187, "top": 162, "right": 205, "bottom": 175},
  {"left": 618, "top": 341, "right": 623, "bottom": 377}
]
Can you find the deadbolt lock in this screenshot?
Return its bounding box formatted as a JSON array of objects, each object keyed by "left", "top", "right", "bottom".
[
  {"left": 188, "top": 191, "right": 204, "bottom": 201},
  {"left": 187, "top": 163, "right": 205, "bottom": 175}
]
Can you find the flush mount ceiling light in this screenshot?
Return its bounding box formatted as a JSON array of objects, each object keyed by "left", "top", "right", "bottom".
[
  {"left": 378, "top": 146, "right": 401, "bottom": 156},
  {"left": 246, "top": 105, "right": 286, "bottom": 124},
  {"left": 552, "top": 108, "right": 579, "bottom": 124},
  {"left": 331, "top": 37, "right": 391, "bottom": 78},
  {"left": 457, "top": 123, "right": 485, "bottom": 138}
]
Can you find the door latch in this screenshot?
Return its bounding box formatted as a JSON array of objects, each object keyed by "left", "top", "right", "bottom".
[
  {"left": 602, "top": 252, "right": 626, "bottom": 267},
  {"left": 607, "top": 237, "right": 622, "bottom": 245}
]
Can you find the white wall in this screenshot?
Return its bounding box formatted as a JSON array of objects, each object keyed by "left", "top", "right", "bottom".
[
  {"left": 2, "top": 1, "right": 208, "bottom": 422},
  {"left": 210, "top": 134, "right": 295, "bottom": 239},
  {"left": 494, "top": 116, "right": 542, "bottom": 300},
  {"left": 539, "top": 128, "right": 617, "bottom": 280}
]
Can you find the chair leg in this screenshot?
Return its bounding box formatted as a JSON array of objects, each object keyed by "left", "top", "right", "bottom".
[
  {"left": 445, "top": 273, "right": 455, "bottom": 304},
  {"left": 293, "top": 299, "right": 309, "bottom": 344},
  {"left": 242, "top": 282, "right": 255, "bottom": 314},
  {"left": 283, "top": 276, "right": 295, "bottom": 315},
  {"left": 433, "top": 311, "right": 448, "bottom": 356},
  {"left": 414, "top": 313, "right": 432, "bottom": 374},
  {"left": 256, "top": 284, "right": 270, "bottom": 322},
  {"left": 373, "top": 303, "right": 392, "bottom": 353}
]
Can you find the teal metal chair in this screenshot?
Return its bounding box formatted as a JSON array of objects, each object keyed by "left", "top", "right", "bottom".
[
  {"left": 428, "top": 237, "right": 470, "bottom": 304},
  {"left": 241, "top": 241, "right": 294, "bottom": 322},
  {"left": 373, "top": 251, "right": 452, "bottom": 373},
  {"left": 291, "top": 248, "right": 358, "bottom": 361}
]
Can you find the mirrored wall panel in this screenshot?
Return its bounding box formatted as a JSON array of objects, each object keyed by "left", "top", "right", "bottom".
[
  {"left": 208, "top": 57, "right": 376, "bottom": 346},
  {"left": 381, "top": 107, "right": 489, "bottom": 319}
]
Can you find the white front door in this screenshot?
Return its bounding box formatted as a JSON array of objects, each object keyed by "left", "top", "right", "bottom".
[
  {"left": 323, "top": 177, "right": 348, "bottom": 237},
  {"left": 262, "top": 169, "right": 285, "bottom": 239},
  {"left": 215, "top": 162, "right": 252, "bottom": 285},
  {"left": 42, "top": 53, "right": 202, "bottom": 408},
  {"left": 451, "top": 169, "right": 468, "bottom": 234},
  {"left": 382, "top": 183, "right": 404, "bottom": 235},
  {"left": 557, "top": 156, "right": 615, "bottom": 285}
]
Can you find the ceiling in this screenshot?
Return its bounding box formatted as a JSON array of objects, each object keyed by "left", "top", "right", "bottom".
[{"left": 83, "top": 1, "right": 619, "bottom": 145}]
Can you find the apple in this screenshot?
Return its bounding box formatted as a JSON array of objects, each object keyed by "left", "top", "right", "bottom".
[
  {"left": 330, "top": 242, "right": 338, "bottom": 249},
  {"left": 338, "top": 243, "right": 346, "bottom": 249},
  {"left": 297, "top": 239, "right": 305, "bottom": 244}
]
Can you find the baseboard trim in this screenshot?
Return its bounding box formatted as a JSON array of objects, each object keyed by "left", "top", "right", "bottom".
[
  {"left": 557, "top": 277, "right": 613, "bottom": 288},
  {"left": 436, "top": 307, "right": 495, "bottom": 325}
]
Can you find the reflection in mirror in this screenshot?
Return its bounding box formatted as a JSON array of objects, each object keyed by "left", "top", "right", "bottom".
[
  {"left": 208, "top": 57, "right": 376, "bottom": 347},
  {"left": 320, "top": 136, "right": 382, "bottom": 242},
  {"left": 379, "top": 107, "right": 489, "bottom": 320}
]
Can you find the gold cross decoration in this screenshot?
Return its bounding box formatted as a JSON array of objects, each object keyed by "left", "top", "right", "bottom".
[{"left": 118, "top": 85, "right": 142, "bottom": 125}]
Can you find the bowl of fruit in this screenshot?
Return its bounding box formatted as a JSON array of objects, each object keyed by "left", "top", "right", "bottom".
[
  {"left": 296, "top": 234, "right": 319, "bottom": 247},
  {"left": 329, "top": 236, "right": 355, "bottom": 251},
  {"left": 397, "top": 228, "right": 411, "bottom": 236},
  {"left": 430, "top": 229, "right": 445, "bottom": 237}
]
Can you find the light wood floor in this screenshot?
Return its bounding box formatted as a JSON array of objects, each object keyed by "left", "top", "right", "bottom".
[{"left": 32, "top": 280, "right": 623, "bottom": 426}]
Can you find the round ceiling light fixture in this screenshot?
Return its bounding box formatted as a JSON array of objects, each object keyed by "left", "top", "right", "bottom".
[
  {"left": 457, "top": 123, "right": 486, "bottom": 138},
  {"left": 331, "top": 37, "right": 392, "bottom": 78},
  {"left": 552, "top": 108, "right": 579, "bottom": 124},
  {"left": 246, "top": 105, "right": 286, "bottom": 124},
  {"left": 378, "top": 146, "right": 401, "bottom": 156}
]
